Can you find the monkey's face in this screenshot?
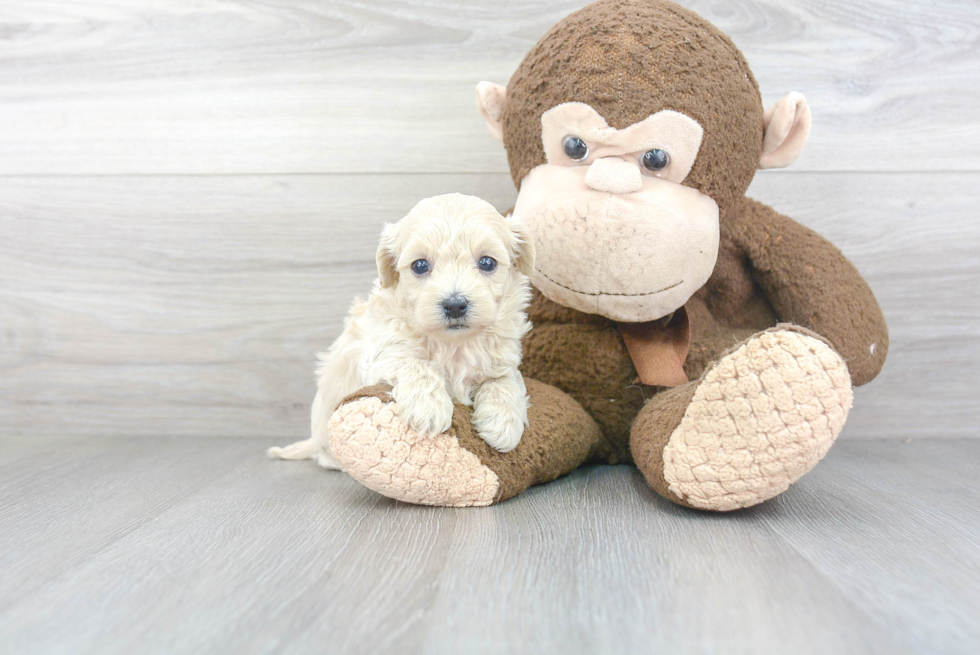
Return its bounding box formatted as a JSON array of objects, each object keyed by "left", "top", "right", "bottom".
[{"left": 511, "top": 102, "right": 719, "bottom": 323}]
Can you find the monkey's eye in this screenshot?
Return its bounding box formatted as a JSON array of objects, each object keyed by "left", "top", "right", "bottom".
[
  {"left": 477, "top": 256, "right": 497, "bottom": 272},
  {"left": 641, "top": 149, "right": 669, "bottom": 172},
  {"left": 411, "top": 259, "right": 430, "bottom": 275},
  {"left": 563, "top": 135, "right": 589, "bottom": 161}
]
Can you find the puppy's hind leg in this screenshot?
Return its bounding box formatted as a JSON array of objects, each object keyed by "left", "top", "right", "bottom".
[
  {"left": 266, "top": 439, "right": 316, "bottom": 461},
  {"left": 266, "top": 385, "right": 322, "bottom": 462},
  {"left": 309, "top": 387, "right": 344, "bottom": 470},
  {"left": 265, "top": 389, "right": 345, "bottom": 469},
  {"left": 267, "top": 310, "right": 363, "bottom": 470},
  {"left": 266, "top": 387, "right": 339, "bottom": 465}
]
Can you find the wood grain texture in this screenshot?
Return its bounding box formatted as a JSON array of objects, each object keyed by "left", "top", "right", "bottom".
[
  {"left": 0, "top": 436, "right": 977, "bottom": 654},
  {"left": 0, "top": 435, "right": 261, "bottom": 612},
  {"left": 2, "top": 172, "right": 977, "bottom": 439},
  {"left": 760, "top": 439, "right": 980, "bottom": 655},
  {"left": 0, "top": 0, "right": 977, "bottom": 174}
]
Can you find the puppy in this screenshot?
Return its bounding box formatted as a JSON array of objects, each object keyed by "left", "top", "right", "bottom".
[{"left": 268, "top": 193, "right": 535, "bottom": 469}]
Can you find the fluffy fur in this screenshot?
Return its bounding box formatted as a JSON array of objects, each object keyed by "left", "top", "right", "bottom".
[{"left": 267, "top": 193, "right": 536, "bottom": 468}]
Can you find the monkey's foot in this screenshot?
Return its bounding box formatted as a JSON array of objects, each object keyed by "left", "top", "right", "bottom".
[
  {"left": 329, "top": 381, "right": 601, "bottom": 507},
  {"left": 633, "top": 326, "right": 853, "bottom": 511},
  {"left": 328, "top": 387, "right": 499, "bottom": 507}
]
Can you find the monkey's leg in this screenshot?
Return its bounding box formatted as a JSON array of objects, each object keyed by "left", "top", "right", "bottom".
[
  {"left": 631, "top": 326, "right": 852, "bottom": 511},
  {"left": 328, "top": 379, "right": 602, "bottom": 507}
]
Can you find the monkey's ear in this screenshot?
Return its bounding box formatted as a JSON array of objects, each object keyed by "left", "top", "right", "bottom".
[
  {"left": 759, "top": 92, "right": 811, "bottom": 169},
  {"left": 376, "top": 222, "right": 400, "bottom": 289},
  {"left": 507, "top": 215, "right": 536, "bottom": 278},
  {"left": 476, "top": 82, "right": 507, "bottom": 143}
]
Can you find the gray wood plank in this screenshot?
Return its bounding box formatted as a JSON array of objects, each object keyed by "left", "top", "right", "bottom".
[
  {"left": 0, "top": 435, "right": 266, "bottom": 611},
  {"left": 6, "top": 438, "right": 965, "bottom": 655},
  {"left": 0, "top": 0, "right": 977, "bottom": 175},
  {"left": 400, "top": 467, "right": 914, "bottom": 655},
  {"left": 758, "top": 439, "right": 980, "bottom": 655},
  {"left": 0, "top": 448, "right": 457, "bottom": 655},
  {"left": 2, "top": 172, "right": 977, "bottom": 440}
]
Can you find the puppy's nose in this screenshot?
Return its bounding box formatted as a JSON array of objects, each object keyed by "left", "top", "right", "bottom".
[{"left": 442, "top": 295, "right": 468, "bottom": 319}]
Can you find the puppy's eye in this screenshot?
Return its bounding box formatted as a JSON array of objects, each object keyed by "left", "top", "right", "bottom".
[
  {"left": 641, "top": 149, "right": 669, "bottom": 172},
  {"left": 411, "top": 259, "right": 430, "bottom": 275},
  {"left": 477, "top": 256, "right": 497, "bottom": 272},
  {"left": 563, "top": 135, "right": 589, "bottom": 161}
]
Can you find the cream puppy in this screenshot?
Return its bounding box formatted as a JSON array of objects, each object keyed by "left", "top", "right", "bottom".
[{"left": 268, "top": 193, "right": 535, "bottom": 469}]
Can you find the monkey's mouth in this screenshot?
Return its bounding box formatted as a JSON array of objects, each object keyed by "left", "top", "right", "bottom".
[{"left": 534, "top": 267, "right": 684, "bottom": 298}]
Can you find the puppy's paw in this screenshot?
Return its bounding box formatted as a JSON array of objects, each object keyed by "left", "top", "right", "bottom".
[
  {"left": 394, "top": 387, "right": 455, "bottom": 438},
  {"left": 472, "top": 404, "right": 525, "bottom": 453}
]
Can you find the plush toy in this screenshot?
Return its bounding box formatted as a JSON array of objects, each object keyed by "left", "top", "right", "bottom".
[{"left": 326, "top": 0, "right": 888, "bottom": 510}]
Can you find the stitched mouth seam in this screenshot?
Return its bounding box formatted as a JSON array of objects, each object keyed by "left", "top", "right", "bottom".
[{"left": 535, "top": 268, "right": 684, "bottom": 297}]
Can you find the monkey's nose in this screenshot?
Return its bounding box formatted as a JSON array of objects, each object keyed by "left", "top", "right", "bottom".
[
  {"left": 442, "top": 295, "right": 468, "bottom": 319},
  {"left": 584, "top": 157, "right": 643, "bottom": 194}
]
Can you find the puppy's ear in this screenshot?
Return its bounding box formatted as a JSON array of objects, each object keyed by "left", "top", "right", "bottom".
[
  {"left": 506, "top": 215, "right": 536, "bottom": 278},
  {"left": 376, "top": 222, "right": 400, "bottom": 289}
]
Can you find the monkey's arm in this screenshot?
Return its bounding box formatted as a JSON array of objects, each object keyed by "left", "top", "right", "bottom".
[{"left": 726, "top": 196, "right": 888, "bottom": 385}]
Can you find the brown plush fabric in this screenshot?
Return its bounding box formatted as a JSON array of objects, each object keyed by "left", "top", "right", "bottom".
[
  {"left": 521, "top": 289, "right": 645, "bottom": 465},
  {"left": 339, "top": 379, "right": 603, "bottom": 504},
  {"left": 502, "top": 0, "right": 764, "bottom": 212},
  {"left": 725, "top": 196, "right": 890, "bottom": 384},
  {"left": 341, "top": 384, "right": 394, "bottom": 406},
  {"left": 630, "top": 381, "right": 699, "bottom": 509},
  {"left": 452, "top": 378, "right": 603, "bottom": 502}
]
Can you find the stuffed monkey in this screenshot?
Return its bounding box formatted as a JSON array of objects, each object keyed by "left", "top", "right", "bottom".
[{"left": 326, "top": 0, "right": 888, "bottom": 510}]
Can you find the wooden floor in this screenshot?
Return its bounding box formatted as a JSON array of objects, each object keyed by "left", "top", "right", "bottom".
[{"left": 1, "top": 436, "right": 977, "bottom": 655}]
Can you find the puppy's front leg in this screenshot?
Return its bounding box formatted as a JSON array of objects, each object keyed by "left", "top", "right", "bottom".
[
  {"left": 472, "top": 370, "right": 529, "bottom": 452},
  {"left": 392, "top": 360, "right": 455, "bottom": 438}
]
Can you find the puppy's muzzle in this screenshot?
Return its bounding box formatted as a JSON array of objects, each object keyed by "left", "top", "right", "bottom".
[{"left": 442, "top": 294, "right": 468, "bottom": 321}]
